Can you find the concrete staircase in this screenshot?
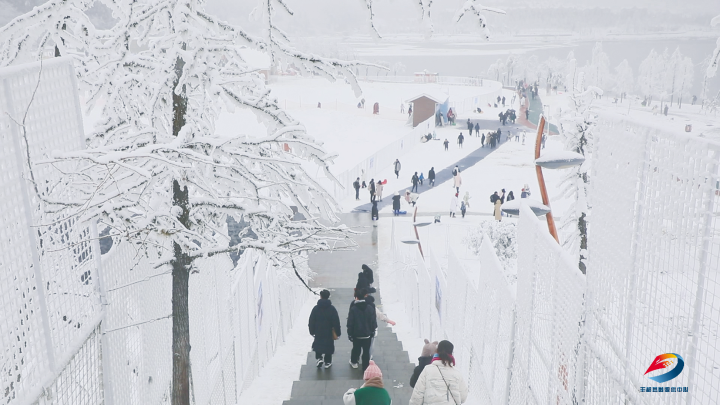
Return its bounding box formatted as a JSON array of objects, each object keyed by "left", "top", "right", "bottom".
[{"left": 283, "top": 288, "right": 416, "bottom": 405}]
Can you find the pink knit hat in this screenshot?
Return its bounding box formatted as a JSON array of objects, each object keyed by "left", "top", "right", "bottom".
[{"left": 363, "top": 360, "right": 382, "bottom": 380}]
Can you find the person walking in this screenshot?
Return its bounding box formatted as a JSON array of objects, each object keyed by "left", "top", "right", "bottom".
[
  {"left": 452, "top": 165, "right": 459, "bottom": 177},
  {"left": 401, "top": 103, "right": 405, "bottom": 114},
  {"left": 428, "top": 167, "right": 436, "bottom": 187},
  {"left": 371, "top": 201, "right": 379, "bottom": 221},
  {"left": 460, "top": 200, "right": 467, "bottom": 218},
  {"left": 481, "top": 133, "right": 485, "bottom": 147},
  {"left": 343, "top": 361, "right": 391, "bottom": 405},
  {"left": 376, "top": 180, "right": 384, "bottom": 201},
  {"left": 521, "top": 184, "right": 531, "bottom": 198},
  {"left": 369, "top": 178, "right": 376, "bottom": 202},
  {"left": 443, "top": 138, "right": 449, "bottom": 151},
  {"left": 474, "top": 122, "right": 480, "bottom": 137},
  {"left": 392, "top": 191, "right": 402, "bottom": 216},
  {"left": 502, "top": 95, "right": 506, "bottom": 106},
  {"left": 409, "top": 340, "right": 469, "bottom": 405},
  {"left": 494, "top": 197, "right": 502, "bottom": 221},
  {"left": 347, "top": 288, "right": 377, "bottom": 371},
  {"left": 449, "top": 193, "right": 459, "bottom": 218},
  {"left": 419, "top": 172, "right": 425, "bottom": 186},
  {"left": 453, "top": 171, "right": 462, "bottom": 193},
  {"left": 521, "top": 131, "right": 526, "bottom": 145},
  {"left": 515, "top": 131, "right": 520, "bottom": 142},
  {"left": 353, "top": 177, "right": 361, "bottom": 200},
  {"left": 410, "top": 340, "right": 438, "bottom": 388},
  {"left": 466, "top": 118, "right": 473, "bottom": 134},
  {"left": 309, "top": 289, "right": 341, "bottom": 369},
  {"left": 394, "top": 159, "right": 401, "bottom": 179},
  {"left": 463, "top": 191, "right": 471, "bottom": 209},
  {"left": 457, "top": 132, "right": 464, "bottom": 148},
  {"left": 411, "top": 172, "right": 419, "bottom": 193}
]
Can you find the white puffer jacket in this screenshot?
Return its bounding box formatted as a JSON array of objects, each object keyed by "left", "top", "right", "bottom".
[{"left": 409, "top": 362, "right": 468, "bottom": 405}]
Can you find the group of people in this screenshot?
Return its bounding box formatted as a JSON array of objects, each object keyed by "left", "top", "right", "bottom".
[
  {"left": 498, "top": 109, "right": 516, "bottom": 125},
  {"left": 489, "top": 184, "right": 531, "bottom": 221},
  {"left": 341, "top": 338, "right": 468, "bottom": 405},
  {"left": 309, "top": 265, "right": 469, "bottom": 405}
]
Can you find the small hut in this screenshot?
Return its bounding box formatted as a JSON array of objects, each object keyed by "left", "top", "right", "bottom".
[{"left": 406, "top": 93, "right": 446, "bottom": 128}]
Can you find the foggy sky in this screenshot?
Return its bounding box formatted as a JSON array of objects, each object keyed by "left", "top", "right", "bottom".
[{"left": 1, "top": 0, "right": 718, "bottom": 38}]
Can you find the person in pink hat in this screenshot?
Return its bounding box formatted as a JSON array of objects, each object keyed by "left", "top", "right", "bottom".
[{"left": 342, "top": 360, "right": 391, "bottom": 405}]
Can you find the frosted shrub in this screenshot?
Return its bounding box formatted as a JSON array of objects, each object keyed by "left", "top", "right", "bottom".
[{"left": 463, "top": 220, "right": 518, "bottom": 284}]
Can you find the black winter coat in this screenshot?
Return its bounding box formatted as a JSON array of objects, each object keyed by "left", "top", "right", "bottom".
[
  {"left": 309, "top": 299, "right": 341, "bottom": 354},
  {"left": 410, "top": 356, "right": 433, "bottom": 388},
  {"left": 356, "top": 272, "right": 370, "bottom": 291},
  {"left": 428, "top": 169, "right": 435, "bottom": 180},
  {"left": 347, "top": 300, "right": 377, "bottom": 339},
  {"left": 362, "top": 266, "right": 374, "bottom": 285},
  {"left": 392, "top": 195, "right": 402, "bottom": 211}
]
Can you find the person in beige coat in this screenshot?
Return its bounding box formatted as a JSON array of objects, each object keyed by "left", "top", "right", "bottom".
[
  {"left": 409, "top": 340, "right": 468, "bottom": 405},
  {"left": 375, "top": 180, "right": 384, "bottom": 201},
  {"left": 453, "top": 171, "right": 462, "bottom": 193},
  {"left": 494, "top": 198, "right": 502, "bottom": 221}
]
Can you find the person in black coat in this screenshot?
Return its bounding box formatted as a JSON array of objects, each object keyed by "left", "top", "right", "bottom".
[
  {"left": 371, "top": 201, "right": 379, "bottom": 221},
  {"left": 428, "top": 167, "right": 436, "bottom": 187},
  {"left": 369, "top": 178, "right": 376, "bottom": 202},
  {"left": 309, "top": 290, "right": 341, "bottom": 368},
  {"left": 392, "top": 192, "right": 402, "bottom": 216},
  {"left": 353, "top": 177, "right": 361, "bottom": 200},
  {"left": 410, "top": 339, "right": 438, "bottom": 387},
  {"left": 361, "top": 264, "right": 374, "bottom": 285},
  {"left": 347, "top": 288, "right": 378, "bottom": 371}
]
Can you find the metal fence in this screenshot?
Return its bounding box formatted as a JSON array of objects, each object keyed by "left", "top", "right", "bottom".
[
  {"left": 0, "top": 58, "right": 311, "bottom": 405},
  {"left": 584, "top": 119, "right": 720, "bottom": 405}
]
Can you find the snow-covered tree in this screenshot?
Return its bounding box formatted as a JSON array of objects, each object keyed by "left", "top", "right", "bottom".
[
  {"left": 539, "top": 56, "right": 566, "bottom": 93},
  {"left": 557, "top": 72, "right": 602, "bottom": 274},
  {"left": 707, "top": 15, "right": 720, "bottom": 78},
  {"left": 0, "top": 0, "right": 502, "bottom": 404},
  {"left": 584, "top": 42, "right": 611, "bottom": 90},
  {"left": 488, "top": 57, "right": 505, "bottom": 82},
  {"left": 638, "top": 49, "right": 664, "bottom": 104},
  {"left": 454, "top": 0, "right": 506, "bottom": 40},
  {"left": 613, "top": 59, "right": 634, "bottom": 102}
]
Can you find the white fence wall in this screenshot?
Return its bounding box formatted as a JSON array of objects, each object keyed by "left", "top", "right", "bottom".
[
  {"left": 0, "top": 59, "right": 311, "bottom": 405},
  {"left": 584, "top": 120, "right": 720, "bottom": 405},
  {"left": 390, "top": 219, "right": 518, "bottom": 405},
  {"left": 510, "top": 204, "right": 586, "bottom": 405}
]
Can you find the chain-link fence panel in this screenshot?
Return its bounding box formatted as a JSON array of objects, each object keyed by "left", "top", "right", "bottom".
[
  {"left": 0, "top": 58, "right": 103, "bottom": 405},
  {"left": 586, "top": 120, "right": 720, "bottom": 405}
]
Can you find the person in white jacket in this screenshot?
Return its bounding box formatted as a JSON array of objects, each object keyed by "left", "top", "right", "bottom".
[
  {"left": 449, "top": 193, "right": 459, "bottom": 218},
  {"left": 409, "top": 340, "right": 468, "bottom": 405}
]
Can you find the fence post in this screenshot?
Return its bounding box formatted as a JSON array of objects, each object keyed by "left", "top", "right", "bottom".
[
  {"left": 504, "top": 308, "right": 517, "bottom": 405},
  {"left": 4, "top": 78, "right": 57, "bottom": 372},
  {"left": 685, "top": 150, "right": 719, "bottom": 405},
  {"left": 90, "top": 220, "right": 114, "bottom": 405}
]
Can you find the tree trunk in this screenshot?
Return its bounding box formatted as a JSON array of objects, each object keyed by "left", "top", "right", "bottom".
[
  {"left": 171, "top": 51, "right": 191, "bottom": 405},
  {"left": 578, "top": 212, "right": 587, "bottom": 275}
]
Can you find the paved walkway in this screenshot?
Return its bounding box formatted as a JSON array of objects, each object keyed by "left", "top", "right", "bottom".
[
  {"left": 351, "top": 125, "right": 522, "bottom": 213},
  {"left": 284, "top": 214, "right": 415, "bottom": 405}
]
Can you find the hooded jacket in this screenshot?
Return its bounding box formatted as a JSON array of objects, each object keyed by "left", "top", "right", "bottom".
[
  {"left": 410, "top": 356, "right": 433, "bottom": 388},
  {"left": 309, "top": 299, "right": 341, "bottom": 354},
  {"left": 347, "top": 300, "right": 377, "bottom": 339}
]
